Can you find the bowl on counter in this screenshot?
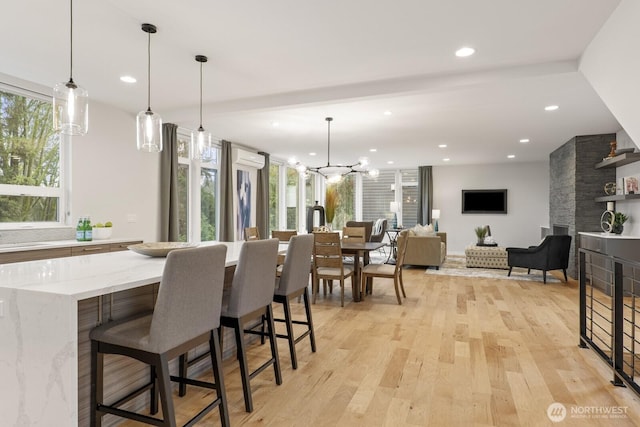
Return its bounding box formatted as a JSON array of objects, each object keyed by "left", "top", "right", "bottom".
[{"left": 92, "top": 227, "right": 113, "bottom": 240}]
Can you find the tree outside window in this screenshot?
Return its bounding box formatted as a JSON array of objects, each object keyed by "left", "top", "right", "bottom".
[{"left": 0, "top": 89, "right": 62, "bottom": 223}]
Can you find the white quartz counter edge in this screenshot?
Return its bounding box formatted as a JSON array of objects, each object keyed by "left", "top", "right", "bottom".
[
  {"left": 579, "top": 232, "right": 640, "bottom": 240},
  {"left": 0, "top": 241, "right": 252, "bottom": 300},
  {"left": 0, "top": 237, "right": 142, "bottom": 253}
]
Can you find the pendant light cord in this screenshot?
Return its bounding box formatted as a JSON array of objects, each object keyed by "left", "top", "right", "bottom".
[
  {"left": 147, "top": 30, "right": 151, "bottom": 111},
  {"left": 69, "top": 0, "right": 74, "bottom": 82},
  {"left": 326, "top": 118, "right": 331, "bottom": 167},
  {"left": 199, "top": 61, "right": 203, "bottom": 127}
]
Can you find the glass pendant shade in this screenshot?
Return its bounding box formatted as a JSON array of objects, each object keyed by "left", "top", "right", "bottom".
[
  {"left": 136, "top": 108, "right": 163, "bottom": 152},
  {"left": 191, "top": 126, "right": 213, "bottom": 161},
  {"left": 53, "top": 80, "right": 89, "bottom": 135}
]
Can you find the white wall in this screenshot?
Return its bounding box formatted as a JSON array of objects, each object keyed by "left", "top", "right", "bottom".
[
  {"left": 580, "top": 0, "right": 640, "bottom": 237},
  {"left": 71, "top": 100, "right": 161, "bottom": 243},
  {"left": 433, "top": 161, "right": 549, "bottom": 254}
]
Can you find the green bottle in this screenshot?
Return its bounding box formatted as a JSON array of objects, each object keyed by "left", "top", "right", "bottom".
[
  {"left": 84, "top": 216, "right": 93, "bottom": 241},
  {"left": 76, "top": 217, "right": 85, "bottom": 241}
]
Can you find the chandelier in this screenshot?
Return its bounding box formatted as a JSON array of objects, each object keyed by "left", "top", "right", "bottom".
[{"left": 293, "top": 117, "right": 379, "bottom": 183}]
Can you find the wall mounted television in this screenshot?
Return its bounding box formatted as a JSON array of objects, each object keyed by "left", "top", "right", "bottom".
[{"left": 461, "top": 189, "right": 508, "bottom": 214}]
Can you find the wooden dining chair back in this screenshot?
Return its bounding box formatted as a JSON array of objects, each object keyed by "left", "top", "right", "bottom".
[
  {"left": 345, "top": 221, "right": 373, "bottom": 241},
  {"left": 244, "top": 226, "right": 260, "bottom": 241},
  {"left": 271, "top": 230, "right": 298, "bottom": 242},
  {"left": 312, "top": 232, "right": 354, "bottom": 307},
  {"left": 361, "top": 233, "right": 408, "bottom": 305},
  {"left": 342, "top": 226, "right": 366, "bottom": 244}
]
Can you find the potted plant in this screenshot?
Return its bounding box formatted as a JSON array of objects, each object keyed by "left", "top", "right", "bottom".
[
  {"left": 474, "top": 226, "right": 487, "bottom": 245},
  {"left": 325, "top": 185, "right": 338, "bottom": 230},
  {"left": 612, "top": 212, "right": 629, "bottom": 234}
]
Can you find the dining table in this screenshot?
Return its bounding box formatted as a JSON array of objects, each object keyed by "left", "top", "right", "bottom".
[{"left": 340, "top": 241, "right": 387, "bottom": 302}]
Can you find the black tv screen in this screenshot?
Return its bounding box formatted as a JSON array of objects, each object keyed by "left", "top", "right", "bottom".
[{"left": 462, "top": 189, "right": 507, "bottom": 214}]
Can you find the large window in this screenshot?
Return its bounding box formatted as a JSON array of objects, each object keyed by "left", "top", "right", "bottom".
[
  {"left": 285, "top": 167, "right": 299, "bottom": 230},
  {"left": 269, "top": 163, "right": 280, "bottom": 233},
  {"left": 332, "top": 175, "right": 355, "bottom": 230},
  {"left": 176, "top": 129, "right": 219, "bottom": 242},
  {"left": 0, "top": 88, "right": 63, "bottom": 224},
  {"left": 362, "top": 170, "right": 395, "bottom": 224},
  {"left": 401, "top": 169, "right": 418, "bottom": 228}
]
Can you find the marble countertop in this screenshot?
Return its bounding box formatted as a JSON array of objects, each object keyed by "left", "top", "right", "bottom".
[
  {"left": 578, "top": 232, "right": 640, "bottom": 239},
  {"left": 0, "top": 241, "right": 285, "bottom": 300},
  {"left": 0, "top": 238, "right": 142, "bottom": 253}
]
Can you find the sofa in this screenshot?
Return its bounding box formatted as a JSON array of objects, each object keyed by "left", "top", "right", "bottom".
[{"left": 400, "top": 229, "right": 447, "bottom": 269}]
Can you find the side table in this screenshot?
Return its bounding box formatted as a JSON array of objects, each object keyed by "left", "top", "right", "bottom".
[{"left": 385, "top": 228, "right": 403, "bottom": 264}]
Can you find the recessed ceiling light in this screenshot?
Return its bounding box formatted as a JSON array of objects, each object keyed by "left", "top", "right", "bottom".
[
  {"left": 120, "top": 75, "right": 136, "bottom": 83},
  {"left": 309, "top": 152, "right": 316, "bottom": 156},
  {"left": 369, "top": 148, "right": 377, "bottom": 152},
  {"left": 455, "top": 47, "right": 475, "bottom": 57},
  {"left": 383, "top": 111, "right": 392, "bottom": 116},
  {"left": 438, "top": 144, "right": 447, "bottom": 148},
  {"left": 387, "top": 160, "right": 394, "bottom": 165},
  {"left": 443, "top": 158, "right": 450, "bottom": 162},
  {"left": 271, "top": 121, "right": 280, "bottom": 127},
  {"left": 519, "top": 139, "right": 530, "bottom": 143},
  {"left": 544, "top": 105, "right": 559, "bottom": 111},
  {"left": 507, "top": 154, "right": 516, "bottom": 159}
]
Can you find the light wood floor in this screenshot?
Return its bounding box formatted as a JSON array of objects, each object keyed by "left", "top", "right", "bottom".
[{"left": 118, "top": 268, "right": 640, "bottom": 426}]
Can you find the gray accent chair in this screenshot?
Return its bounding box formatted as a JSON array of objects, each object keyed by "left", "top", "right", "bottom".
[
  {"left": 273, "top": 234, "right": 316, "bottom": 369},
  {"left": 90, "top": 245, "right": 229, "bottom": 427},
  {"left": 506, "top": 235, "right": 572, "bottom": 283},
  {"left": 370, "top": 218, "right": 388, "bottom": 256},
  {"left": 221, "top": 238, "right": 281, "bottom": 412}
]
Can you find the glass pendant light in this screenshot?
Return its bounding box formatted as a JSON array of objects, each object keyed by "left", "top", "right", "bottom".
[
  {"left": 191, "top": 55, "right": 213, "bottom": 161},
  {"left": 136, "top": 23, "right": 162, "bottom": 152},
  {"left": 53, "top": 0, "right": 89, "bottom": 136}
]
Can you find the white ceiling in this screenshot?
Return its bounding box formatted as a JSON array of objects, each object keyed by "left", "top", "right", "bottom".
[{"left": 2, "top": 0, "right": 622, "bottom": 169}]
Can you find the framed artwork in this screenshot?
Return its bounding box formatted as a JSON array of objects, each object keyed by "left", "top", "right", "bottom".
[
  {"left": 236, "top": 169, "right": 252, "bottom": 240},
  {"left": 625, "top": 176, "right": 639, "bottom": 195}
]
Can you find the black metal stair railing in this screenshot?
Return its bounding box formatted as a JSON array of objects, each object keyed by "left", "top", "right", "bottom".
[{"left": 580, "top": 248, "right": 640, "bottom": 395}]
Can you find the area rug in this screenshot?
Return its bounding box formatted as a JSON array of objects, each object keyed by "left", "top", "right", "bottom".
[{"left": 423, "top": 255, "right": 561, "bottom": 283}]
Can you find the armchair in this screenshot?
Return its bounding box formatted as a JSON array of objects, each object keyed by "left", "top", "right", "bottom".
[
  {"left": 401, "top": 230, "right": 447, "bottom": 269},
  {"left": 506, "top": 235, "right": 572, "bottom": 283}
]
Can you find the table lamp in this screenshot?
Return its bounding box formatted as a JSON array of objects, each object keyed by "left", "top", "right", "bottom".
[
  {"left": 432, "top": 209, "right": 440, "bottom": 231},
  {"left": 390, "top": 201, "right": 399, "bottom": 229}
]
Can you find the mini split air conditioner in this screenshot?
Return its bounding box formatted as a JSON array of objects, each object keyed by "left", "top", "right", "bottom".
[{"left": 232, "top": 148, "right": 265, "bottom": 169}]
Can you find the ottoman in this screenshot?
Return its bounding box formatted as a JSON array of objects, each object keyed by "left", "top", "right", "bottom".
[{"left": 465, "top": 245, "right": 509, "bottom": 269}]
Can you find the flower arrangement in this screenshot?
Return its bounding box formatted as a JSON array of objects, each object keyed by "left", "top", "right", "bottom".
[{"left": 325, "top": 185, "right": 338, "bottom": 226}]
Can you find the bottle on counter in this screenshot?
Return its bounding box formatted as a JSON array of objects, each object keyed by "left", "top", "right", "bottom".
[
  {"left": 76, "top": 217, "right": 85, "bottom": 241},
  {"left": 83, "top": 216, "right": 92, "bottom": 241}
]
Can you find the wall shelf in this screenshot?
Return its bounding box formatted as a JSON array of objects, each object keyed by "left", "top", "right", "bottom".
[
  {"left": 595, "top": 152, "right": 640, "bottom": 169},
  {"left": 594, "top": 194, "right": 640, "bottom": 202}
]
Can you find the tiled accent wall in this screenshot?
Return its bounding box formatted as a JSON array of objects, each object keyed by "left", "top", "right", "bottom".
[{"left": 549, "top": 134, "right": 616, "bottom": 278}]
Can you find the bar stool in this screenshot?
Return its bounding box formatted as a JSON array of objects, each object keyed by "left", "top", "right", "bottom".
[
  {"left": 221, "top": 238, "right": 281, "bottom": 412},
  {"left": 272, "top": 234, "right": 316, "bottom": 369},
  {"left": 90, "top": 244, "right": 229, "bottom": 427}
]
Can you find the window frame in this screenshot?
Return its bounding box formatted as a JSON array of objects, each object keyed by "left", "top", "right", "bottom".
[{"left": 0, "top": 84, "right": 68, "bottom": 229}]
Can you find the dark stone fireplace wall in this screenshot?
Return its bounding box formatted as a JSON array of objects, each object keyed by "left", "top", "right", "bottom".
[{"left": 549, "top": 134, "right": 616, "bottom": 278}]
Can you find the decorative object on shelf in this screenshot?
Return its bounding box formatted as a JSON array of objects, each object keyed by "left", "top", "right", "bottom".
[
  {"left": 432, "top": 209, "right": 440, "bottom": 232},
  {"left": 603, "top": 182, "right": 617, "bottom": 196},
  {"left": 624, "top": 176, "right": 639, "bottom": 195},
  {"left": 605, "top": 140, "right": 617, "bottom": 160},
  {"left": 600, "top": 201, "right": 615, "bottom": 233},
  {"left": 474, "top": 226, "right": 488, "bottom": 245},
  {"left": 390, "top": 201, "right": 400, "bottom": 229},
  {"left": 53, "top": 0, "right": 88, "bottom": 136},
  {"left": 290, "top": 117, "right": 379, "bottom": 183},
  {"left": 191, "top": 55, "right": 213, "bottom": 161},
  {"left": 325, "top": 185, "right": 338, "bottom": 229},
  {"left": 136, "top": 23, "right": 163, "bottom": 152},
  {"left": 612, "top": 212, "right": 628, "bottom": 235}
]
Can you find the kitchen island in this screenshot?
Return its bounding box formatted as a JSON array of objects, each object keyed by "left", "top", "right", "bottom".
[{"left": 0, "top": 241, "right": 252, "bottom": 427}]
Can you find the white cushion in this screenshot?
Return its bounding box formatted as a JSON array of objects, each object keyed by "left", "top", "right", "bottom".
[{"left": 413, "top": 223, "right": 436, "bottom": 237}]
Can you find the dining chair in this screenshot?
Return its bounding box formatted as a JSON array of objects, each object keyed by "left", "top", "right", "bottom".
[
  {"left": 271, "top": 230, "right": 298, "bottom": 241},
  {"left": 344, "top": 222, "right": 372, "bottom": 264},
  {"left": 342, "top": 226, "right": 366, "bottom": 267},
  {"left": 312, "top": 231, "right": 354, "bottom": 307},
  {"left": 360, "top": 233, "right": 408, "bottom": 304},
  {"left": 272, "top": 234, "right": 316, "bottom": 369},
  {"left": 220, "top": 238, "right": 281, "bottom": 412},
  {"left": 90, "top": 245, "right": 229, "bottom": 427},
  {"left": 244, "top": 226, "right": 260, "bottom": 241}
]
